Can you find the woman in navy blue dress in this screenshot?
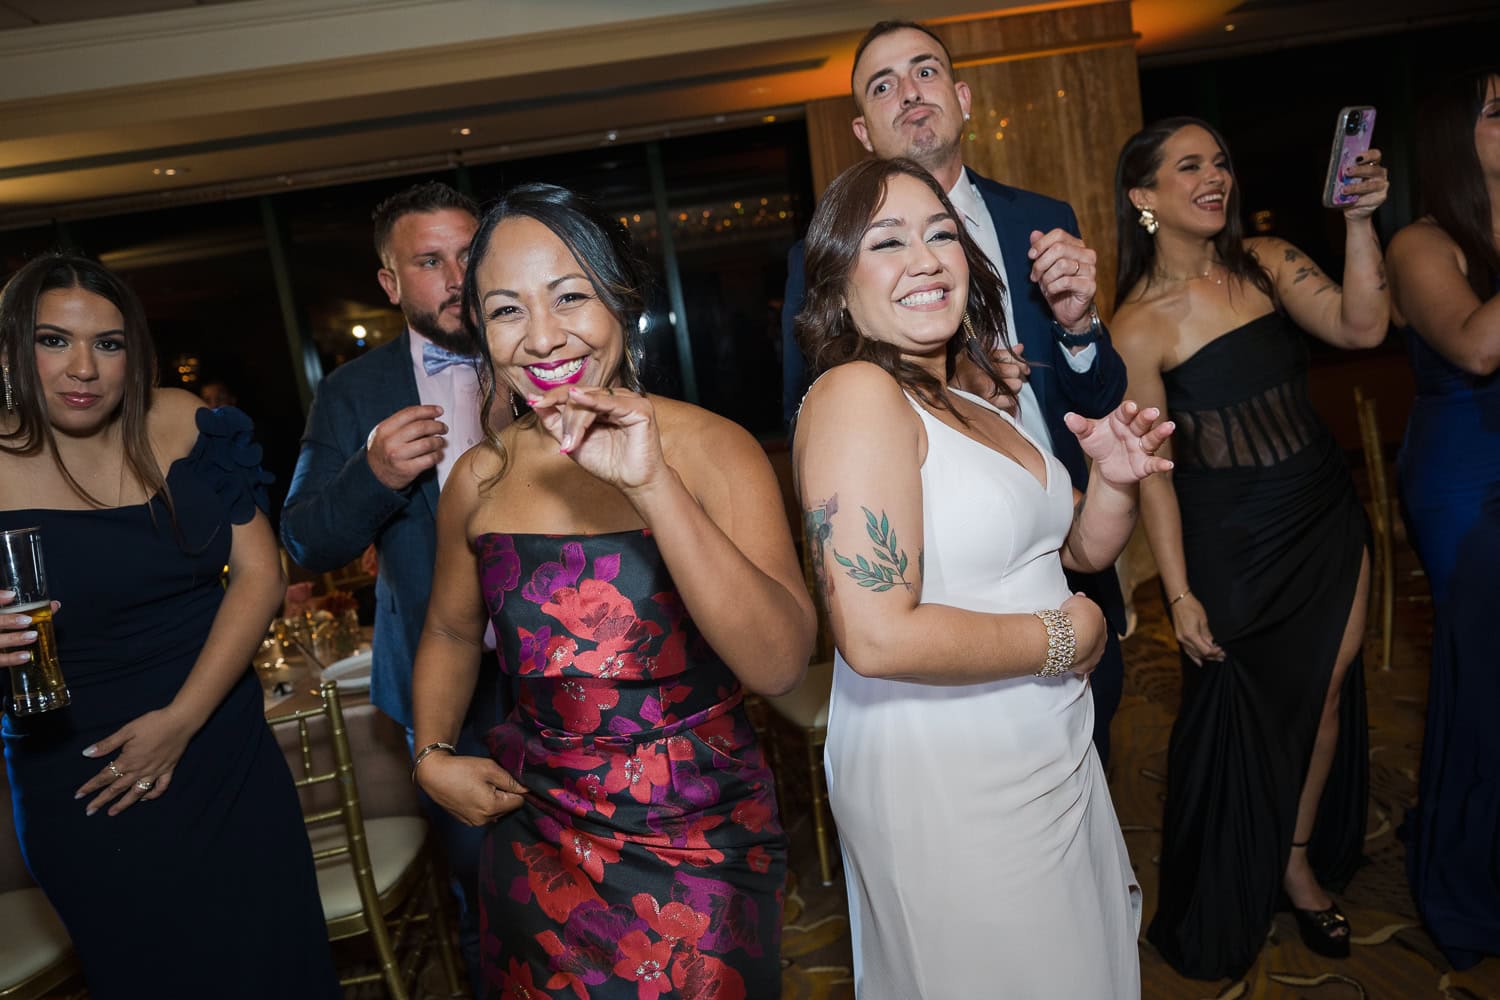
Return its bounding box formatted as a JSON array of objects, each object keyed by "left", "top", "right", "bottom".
[
  {"left": 1387, "top": 68, "right": 1500, "bottom": 970},
  {"left": 0, "top": 254, "right": 337, "bottom": 997}
]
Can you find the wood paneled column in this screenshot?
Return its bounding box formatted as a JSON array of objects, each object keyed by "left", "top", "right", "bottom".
[{"left": 804, "top": 1, "right": 1140, "bottom": 315}]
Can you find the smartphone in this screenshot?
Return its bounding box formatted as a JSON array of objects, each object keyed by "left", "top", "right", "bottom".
[{"left": 1322, "top": 106, "right": 1376, "bottom": 208}]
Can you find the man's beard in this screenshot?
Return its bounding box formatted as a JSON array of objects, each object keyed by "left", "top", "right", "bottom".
[{"left": 406, "top": 297, "right": 474, "bottom": 355}]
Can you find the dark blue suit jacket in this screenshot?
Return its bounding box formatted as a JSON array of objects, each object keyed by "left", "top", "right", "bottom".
[
  {"left": 280, "top": 331, "right": 449, "bottom": 729},
  {"left": 781, "top": 168, "right": 1129, "bottom": 631}
]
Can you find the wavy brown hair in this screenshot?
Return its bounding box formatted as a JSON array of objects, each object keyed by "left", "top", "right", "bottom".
[
  {"left": 1415, "top": 68, "right": 1500, "bottom": 300},
  {"left": 1113, "top": 116, "right": 1276, "bottom": 309},
  {"left": 796, "top": 157, "right": 1011, "bottom": 420},
  {"left": 0, "top": 253, "right": 167, "bottom": 512}
]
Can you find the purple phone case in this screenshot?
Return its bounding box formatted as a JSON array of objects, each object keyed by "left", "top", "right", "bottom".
[{"left": 1323, "top": 107, "right": 1375, "bottom": 208}]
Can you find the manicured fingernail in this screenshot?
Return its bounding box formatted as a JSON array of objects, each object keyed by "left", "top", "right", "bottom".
[
  {"left": 0, "top": 589, "right": 13, "bottom": 600},
  {"left": 16, "top": 651, "right": 29, "bottom": 663},
  {"left": 18, "top": 630, "right": 36, "bottom": 642},
  {"left": 85, "top": 807, "right": 97, "bottom": 817},
  {"left": 13, "top": 615, "right": 30, "bottom": 626},
  {"left": 525, "top": 396, "right": 540, "bottom": 406},
  {"left": 81, "top": 745, "right": 97, "bottom": 757},
  {"left": 74, "top": 790, "right": 84, "bottom": 799}
]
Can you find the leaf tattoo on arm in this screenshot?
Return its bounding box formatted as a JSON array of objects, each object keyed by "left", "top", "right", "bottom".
[{"left": 833, "top": 507, "right": 915, "bottom": 593}]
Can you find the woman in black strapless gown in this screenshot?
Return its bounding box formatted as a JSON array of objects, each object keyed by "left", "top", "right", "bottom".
[
  {"left": 1111, "top": 118, "right": 1390, "bottom": 980},
  {"left": 0, "top": 255, "right": 337, "bottom": 998}
]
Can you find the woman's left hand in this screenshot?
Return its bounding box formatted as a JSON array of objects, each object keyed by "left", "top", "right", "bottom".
[
  {"left": 1064, "top": 400, "right": 1175, "bottom": 487},
  {"left": 1340, "top": 148, "right": 1389, "bottom": 222},
  {"left": 528, "top": 385, "right": 668, "bottom": 493},
  {"left": 76, "top": 706, "right": 197, "bottom": 816}
]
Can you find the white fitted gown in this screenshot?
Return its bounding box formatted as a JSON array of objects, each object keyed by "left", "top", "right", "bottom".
[{"left": 825, "top": 391, "right": 1142, "bottom": 998}]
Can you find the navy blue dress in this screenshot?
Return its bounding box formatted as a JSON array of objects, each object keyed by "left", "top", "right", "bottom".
[
  {"left": 1, "top": 408, "right": 338, "bottom": 998},
  {"left": 1397, "top": 323, "right": 1500, "bottom": 970}
]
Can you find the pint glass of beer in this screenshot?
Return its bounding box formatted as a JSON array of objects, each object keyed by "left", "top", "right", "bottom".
[{"left": 0, "top": 527, "right": 70, "bottom": 715}]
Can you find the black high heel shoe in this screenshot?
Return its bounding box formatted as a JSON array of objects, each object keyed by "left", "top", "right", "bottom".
[{"left": 1282, "top": 841, "right": 1351, "bottom": 959}]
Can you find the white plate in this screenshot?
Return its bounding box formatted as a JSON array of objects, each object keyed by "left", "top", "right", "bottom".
[{"left": 321, "top": 650, "right": 373, "bottom": 691}]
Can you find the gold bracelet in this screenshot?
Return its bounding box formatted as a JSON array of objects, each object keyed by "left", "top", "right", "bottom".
[
  {"left": 410, "top": 741, "right": 455, "bottom": 782},
  {"left": 1033, "top": 608, "right": 1076, "bottom": 677},
  {"left": 1168, "top": 590, "right": 1192, "bottom": 607}
]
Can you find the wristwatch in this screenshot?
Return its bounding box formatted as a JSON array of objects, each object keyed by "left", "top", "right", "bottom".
[{"left": 1053, "top": 304, "right": 1101, "bottom": 348}]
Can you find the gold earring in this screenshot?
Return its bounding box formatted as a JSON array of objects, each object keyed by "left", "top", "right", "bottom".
[
  {"left": 2, "top": 359, "right": 13, "bottom": 412},
  {"left": 508, "top": 392, "right": 519, "bottom": 419},
  {"left": 961, "top": 312, "right": 978, "bottom": 343},
  {"left": 1137, "top": 206, "right": 1159, "bottom": 236}
]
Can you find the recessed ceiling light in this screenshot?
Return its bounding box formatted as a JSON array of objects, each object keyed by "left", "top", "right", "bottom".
[
  {"left": 451, "top": 126, "right": 473, "bottom": 136},
  {"left": 1224, "top": 23, "right": 1236, "bottom": 31},
  {"left": 152, "top": 166, "right": 187, "bottom": 176},
  {"left": 762, "top": 114, "right": 777, "bottom": 124}
]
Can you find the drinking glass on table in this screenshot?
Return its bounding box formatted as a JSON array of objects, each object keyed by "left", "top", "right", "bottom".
[{"left": 0, "top": 527, "right": 70, "bottom": 715}]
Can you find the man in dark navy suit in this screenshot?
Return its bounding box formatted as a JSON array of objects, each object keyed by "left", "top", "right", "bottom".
[
  {"left": 281, "top": 181, "right": 505, "bottom": 993},
  {"left": 783, "top": 20, "right": 1131, "bottom": 765}
]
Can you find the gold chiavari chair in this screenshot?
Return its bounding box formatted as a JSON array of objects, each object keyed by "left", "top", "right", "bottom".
[
  {"left": 0, "top": 890, "right": 77, "bottom": 1000},
  {"left": 1354, "top": 387, "right": 1395, "bottom": 671},
  {"left": 268, "top": 681, "right": 462, "bottom": 999}
]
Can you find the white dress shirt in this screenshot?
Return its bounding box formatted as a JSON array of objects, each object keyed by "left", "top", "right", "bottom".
[{"left": 946, "top": 173, "right": 1097, "bottom": 456}]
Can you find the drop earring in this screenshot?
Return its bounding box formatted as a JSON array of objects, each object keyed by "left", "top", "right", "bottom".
[
  {"left": 1137, "top": 205, "right": 1159, "bottom": 236},
  {"left": 508, "top": 392, "right": 520, "bottom": 419},
  {"left": 961, "top": 312, "right": 978, "bottom": 343},
  {"left": 2, "top": 358, "right": 13, "bottom": 412}
]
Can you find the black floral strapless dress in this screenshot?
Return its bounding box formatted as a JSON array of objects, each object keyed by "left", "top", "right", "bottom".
[{"left": 475, "top": 529, "right": 787, "bottom": 999}]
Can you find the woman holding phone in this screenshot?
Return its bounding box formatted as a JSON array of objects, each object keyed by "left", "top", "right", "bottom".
[
  {"left": 1386, "top": 68, "right": 1500, "bottom": 969},
  {"left": 1109, "top": 117, "right": 1389, "bottom": 979}
]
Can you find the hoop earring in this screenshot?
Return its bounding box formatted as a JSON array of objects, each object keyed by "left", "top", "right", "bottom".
[
  {"left": 2, "top": 359, "right": 13, "bottom": 413},
  {"left": 1137, "top": 206, "right": 1159, "bottom": 236},
  {"left": 961, "top": 312, "right": 978, "bottom": 343}
]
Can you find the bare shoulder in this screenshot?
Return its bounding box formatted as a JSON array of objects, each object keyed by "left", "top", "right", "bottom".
[
  {"left": 798, "top": 360, "right": 908, "bottom": 420},
  {"left": 654, "top": 395, "right": 763, "bottom": 467},
  {"left": 1109, "top": 299, "right": 1169, "bottom": 365},
  {"left": 148, "top": 387, "right": 209, "bottom": 462},
  {"left": 1388, "top": 218, "right": 1460, "bottom": 266}
]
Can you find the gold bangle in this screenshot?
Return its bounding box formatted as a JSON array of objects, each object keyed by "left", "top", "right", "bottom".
[
  {"left": 1033, "top": 608, "right": 1076, "bottom": 677},
  {"left": 410, "top": 741, "right": 455, "bottom": 782},
  {"left": 1168, "top": 590, "right": 1191, "bottom": 607}
]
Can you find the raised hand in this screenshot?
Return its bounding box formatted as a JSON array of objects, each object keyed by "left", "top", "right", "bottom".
[
  {"left": 1063, "top": 400, "right": 1175, "bottom": 487},
  {"left": 414, "top": 753, "right": 527, "bottom": 827},
  {"left": 1028, "top": 228, "right": 1097, "bottom": 331},
  {"left": 527, "top": 385, "right": 668, "bottom": 494},
  {"left": 76, "top": 705, "right": 197, "bottom": 815},
  {"left": 366, "top": 404, "right": 447, "bottom": 490},
  {"left": 0, "top": 589, "right": 59, "bottom": 670},
  {"left": 1338, "top": 148, "right": 1389, "bottom": 222}
]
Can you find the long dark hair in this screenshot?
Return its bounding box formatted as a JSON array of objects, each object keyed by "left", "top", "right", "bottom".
[
  {"left": 1113, "top": 116, "right": 1276, "bottom": 309},
  {"left": 797, "top": 157, "right": 1011, "bottom": 419},
  {"left": 461, "top": 183, "right": 650, "bottom": 482},
  {"left": 0, "top": 253, "right": 166, "bottom": 510},
  {"left": 1415, "top": 68, "right": 1500, "bottom": 300}
]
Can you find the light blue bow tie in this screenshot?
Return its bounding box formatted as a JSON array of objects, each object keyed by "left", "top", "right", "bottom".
[{"left": 421, "top": 342, "right": 479, "bottom": 376}]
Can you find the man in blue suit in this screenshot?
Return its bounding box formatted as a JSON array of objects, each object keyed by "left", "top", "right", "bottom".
[
  {"left": 281, "top": 180, "right": 505, "bottom": 993},
  {"left": 783, "top": 20, "right": 1131, "bottom": 765}
]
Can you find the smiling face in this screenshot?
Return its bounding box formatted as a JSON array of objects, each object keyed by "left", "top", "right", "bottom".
[
  {"left": 377, "top": 207, "right": 478, "bottom": 353},
  {"left": 475, "top": 215, "right": 626, "bottom": 397},
  {"left": 1131, "top": 124, "right": 1232, "bottom": 240},
  {"left": 843, "top": 172, "right": 968, "bottom": 364},
  {"left": 31, "top": 286, "right": 129, "bottom": 437},
  {"left": 851, "top": 27, "right": 972, "bottom": 175}
]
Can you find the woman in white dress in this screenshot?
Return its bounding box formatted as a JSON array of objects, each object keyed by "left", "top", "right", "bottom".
[{"left": 792, "top": 157, "right": 1167, "bottom": 998}]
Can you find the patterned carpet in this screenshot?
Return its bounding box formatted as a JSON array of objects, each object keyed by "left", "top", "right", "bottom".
[{"left": 773, "top": 530, "right": 1500, "bottom": 999}]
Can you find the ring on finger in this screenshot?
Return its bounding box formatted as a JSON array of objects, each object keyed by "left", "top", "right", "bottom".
[
  {"left": 107, "top": 761, "right": 123, "bottom": 780},
  {"left": 135, "top": 778, "right": 155, "bottom": 792}
]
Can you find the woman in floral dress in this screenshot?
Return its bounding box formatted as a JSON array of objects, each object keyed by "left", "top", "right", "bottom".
[{"left": 410, "top": 183, "right": 816, "bottom": 998}]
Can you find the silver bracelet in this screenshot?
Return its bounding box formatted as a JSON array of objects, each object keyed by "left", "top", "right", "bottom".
[
  {"left": 1033, "top": 608, "right": 1076, "bottom": 677},
  {"left": 410, "top": 741, "right": 456, "bottom": 782}
]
